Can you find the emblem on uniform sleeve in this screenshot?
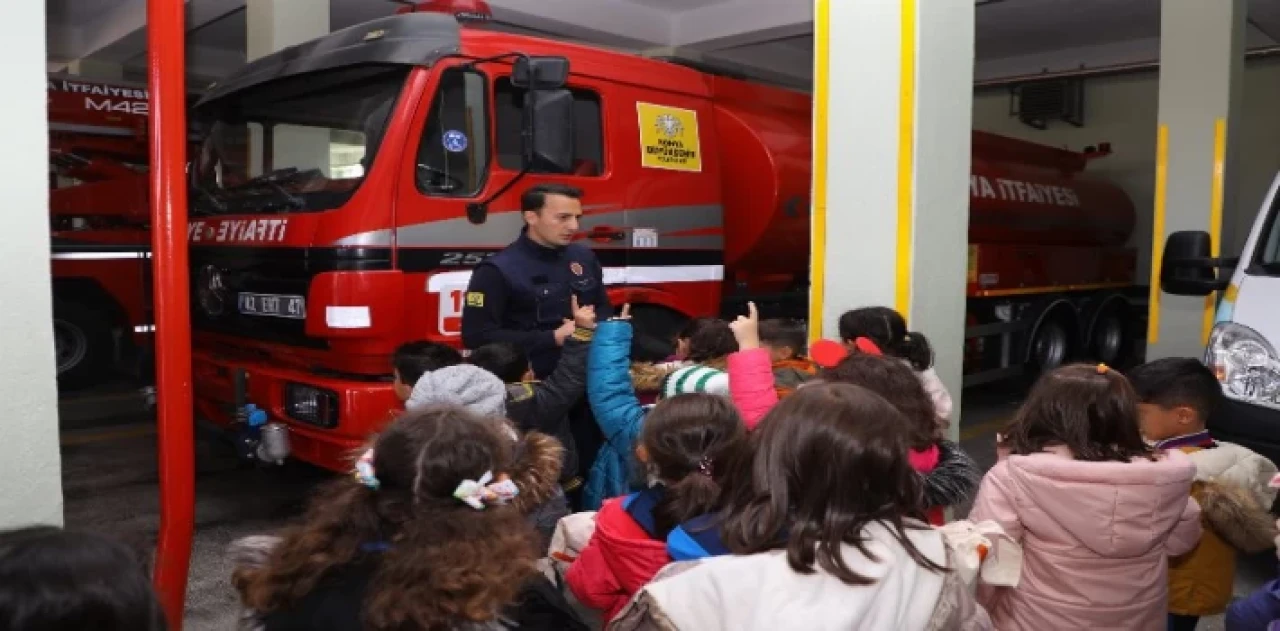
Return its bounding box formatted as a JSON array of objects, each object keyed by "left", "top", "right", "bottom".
[
  {"left": 570, "top": 262, "right": 584, "bottom": 276},
  {"left": 466, "top": 292, "right": 485, "bottom": 307}
]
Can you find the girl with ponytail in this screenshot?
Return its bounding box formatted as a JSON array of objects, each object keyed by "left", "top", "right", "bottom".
[
  {"left": 233, "top": 405, "right": 586, "bottom": 631},
  {"left": 838, "top": 306, "right": 954, "bottom": 421},
  {"left": 566, "top": 394, "right": 746, "bottom": 625}
]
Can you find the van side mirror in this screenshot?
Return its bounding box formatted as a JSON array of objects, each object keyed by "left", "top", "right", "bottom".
[
  {"left": 1160, "top": 230, "right": 1232, "bottom": 296},
  {"left": 523, "top": 89, "right": 574, "bottom": 174},
  {"left": 512, "top": 56, "right": 569, "bottom": 90}
]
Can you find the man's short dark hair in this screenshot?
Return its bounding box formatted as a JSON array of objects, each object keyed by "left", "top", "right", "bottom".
[
  {"left": 521, "top": 183, "right": 583, "bottom": 214},
  {"left": 469, "top": 342, "right": 530, "bottom": 383},
  {"left": 393, "top": 341, "right": 462, "bottom": 385},
  {"left": 1127, "top": 357, "right": 1223, "bottom": 421},
  {"left": 759, "top": 319, "right": 808, "bottom": 356}
]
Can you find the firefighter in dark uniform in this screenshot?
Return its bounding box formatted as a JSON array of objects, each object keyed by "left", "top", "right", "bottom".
[
  {"left": 461, "top": 183, "right": 612, "bottom": 507},
  {"left": 461, "top": 183, "right": 613, "bottom": 374}
]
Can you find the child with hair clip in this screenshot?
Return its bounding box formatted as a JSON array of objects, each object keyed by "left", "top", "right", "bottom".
[
  {"left": 611, "top": 383, "right": 992, "bottom": 630},
  {"left": 584, "top": 304, "right": 775, "bottom": 509},
  {"left": 839, "top": 306, "right": 953, "bottom": 421},
  {"left": 565, "top": 393, "right": 746, "bottom": 625},
  {"left": 0, "top": 527, "right": 167, "bottom": 631},
  {"left": 970, "top": 363, "right": 1202, "bottom": 631},
  {"left": 232, "top": 405, "right": 587, "bottom": 631},
  {"left": 823, "top": 353, "right": 980, "bottom": 525}
]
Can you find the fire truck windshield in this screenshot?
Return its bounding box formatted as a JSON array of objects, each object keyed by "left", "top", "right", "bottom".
[{"left": 192, "top": 65, "right": 410, "bottom": 214}]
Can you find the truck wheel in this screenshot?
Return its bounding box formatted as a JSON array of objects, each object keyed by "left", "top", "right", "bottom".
[
  {"left": 1088, "top": 307, "right": 1131, "bottom": 367},
  {"left": 628, "top": 304, "right": 688, "bottom": 363},
  {"left": 1026, "top": 316, "right": 1072, "bottom": 380},
  {"left": 53, "top": 299, "right": 114, "bottom": 390}
]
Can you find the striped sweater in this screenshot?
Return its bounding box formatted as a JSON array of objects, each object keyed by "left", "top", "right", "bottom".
[{"left": 661, "top": 364, "right": 730, "bottom": 398}]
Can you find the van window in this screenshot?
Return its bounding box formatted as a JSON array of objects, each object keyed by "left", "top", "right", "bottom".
[
  {"left": 415, "top": 67, "right": 489, "bottom": 197},
  {"left": 494, "top": 78, "right": 604, "bottom": 176}
]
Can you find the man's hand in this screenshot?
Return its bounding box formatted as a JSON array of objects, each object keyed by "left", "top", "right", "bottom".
[
  {"left": 729, "top": 302, "right": 760, "bottom": 351},
  {"left": 611, "top": 303, "right": 632, "bottom": 321},
  {"left": 571, "top": 295, "right": 597, "bottom": 330},
  {"left": 554, "top": 318, "right": 576, "bottom": 346}
]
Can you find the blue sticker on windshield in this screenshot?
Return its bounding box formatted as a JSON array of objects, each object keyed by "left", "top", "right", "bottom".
[{"left": 443, "top": 130, "right": 468, "bottom": 153}]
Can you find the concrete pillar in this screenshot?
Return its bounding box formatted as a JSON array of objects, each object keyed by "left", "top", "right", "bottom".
[
  {"left": 66, "top": 58, "right": 124, "bottom": 81},
  {"left": 246, "top": 0, "right": 331, "bottom": 177},
  {"left": 0, "top": 1, "right": 62, "bottom": 527},
  {"left": 1148, "top": 0, "right": 1246, "bottom": 359},
  {"left": 809, "top": 0, "right": 975, "bottom": 433}
]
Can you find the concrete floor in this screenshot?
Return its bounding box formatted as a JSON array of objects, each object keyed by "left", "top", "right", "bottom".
[{"left": 58, "top": 384, "right": 1274, "bottom": 630}]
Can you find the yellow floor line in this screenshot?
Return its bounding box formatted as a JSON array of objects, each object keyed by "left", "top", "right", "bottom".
[
  {"left": 61, "top": 424, "right": 156, "bottom": 446},
  {"left": 959, "top": 417, "right": 1008, "bottom": 442}
]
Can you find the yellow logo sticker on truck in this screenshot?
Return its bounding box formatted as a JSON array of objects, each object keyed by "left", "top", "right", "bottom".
[{"left": 637, "top": 102, "right": 702, "bottom": 172}]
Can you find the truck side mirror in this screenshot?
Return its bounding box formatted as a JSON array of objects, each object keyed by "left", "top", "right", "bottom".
[
  {"left": 523, "top": 89, "right": 574, "bottom": 174},
  {"left": 1160, "top": 230, "right": 1230, "bottom": 296},
  {"left": 512, "top": 56, "right": 569, "bottom": 90}
]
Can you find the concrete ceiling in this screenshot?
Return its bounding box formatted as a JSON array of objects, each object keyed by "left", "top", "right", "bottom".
[{"left": 45, "top": 0, "right": 1280, "bottom": 87}]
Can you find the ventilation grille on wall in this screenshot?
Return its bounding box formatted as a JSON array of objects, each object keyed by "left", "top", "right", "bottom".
[{"left": 1009, "top": 78, "right": 1085, "bottom": 130}]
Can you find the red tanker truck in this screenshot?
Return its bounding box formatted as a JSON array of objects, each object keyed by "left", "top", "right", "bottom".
[{"left": 185, "top": 6, "right": 1143, "bottom": 472}]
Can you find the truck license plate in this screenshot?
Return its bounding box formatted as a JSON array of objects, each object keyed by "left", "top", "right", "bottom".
[{"left": 238, "top": 293, "right": 306, "bottom": 319}]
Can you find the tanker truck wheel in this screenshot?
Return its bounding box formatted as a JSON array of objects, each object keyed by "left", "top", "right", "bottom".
[
  {"left": 628, "top": 304, "right": 688, "bottom": 363},
  {"left": 1088, "top": 302, "right": 1134, "bottom": 368},
  {"left": 53, "top": 298, "right": 114, "bottom": 391},
  {"left": 1025, "top": 311, "right": 1075, "bottom": 382}
]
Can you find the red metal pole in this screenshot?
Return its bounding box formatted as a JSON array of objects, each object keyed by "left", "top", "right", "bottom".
[{"left": 146, "top": 0, "right": 194, "bottom": 628}]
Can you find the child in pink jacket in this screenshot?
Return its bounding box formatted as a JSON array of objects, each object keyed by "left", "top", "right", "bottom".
[{"left": 970, "top": 363, "right": 1202, "bottom": 631}]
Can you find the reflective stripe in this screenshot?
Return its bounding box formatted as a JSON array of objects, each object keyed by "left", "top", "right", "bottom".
[
  {"left": 52, "top": 252, "right": 151, "bottom": 260},
  {"left": 134, "top": 325, "right": 155, "bottom": 333},
  {"left": 426, "top": 265, "right": 723, "bottom": 292},
  {"left": 333, "top": 204, "right": 725, "bottom": 249}
]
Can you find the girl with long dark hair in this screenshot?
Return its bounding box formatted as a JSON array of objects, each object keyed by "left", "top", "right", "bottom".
[
  {"left": 611, "top": 383, "right": 990, "bottom": 630},
  {"left": 566, "top": 393, "right": 745, "bottom": 624}
]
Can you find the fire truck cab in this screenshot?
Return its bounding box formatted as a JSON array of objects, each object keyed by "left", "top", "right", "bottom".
[{"left": 187, "top": 11, "right": 804, "bottom": 471}]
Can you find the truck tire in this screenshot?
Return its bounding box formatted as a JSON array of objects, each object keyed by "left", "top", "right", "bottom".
[
  {"left": 1025, "top": 313, "right": 1074, "bottom": 381},
  {"left": 1087, "top": 302, "right": 1133, "bottom": 368},
  {"left": 628, "top": 304, "right": 688, "bottom": 363},
  {"left": 53, "top": 298, "right": 114, "bottom": 390}
]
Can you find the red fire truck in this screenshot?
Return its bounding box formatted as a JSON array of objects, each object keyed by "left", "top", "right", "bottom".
[
  {"left": 48, "top": 75, "right": 155, "bottom": 389},
  {"left": 186, "top": 6, "right": 1143, "bottom": 471}
]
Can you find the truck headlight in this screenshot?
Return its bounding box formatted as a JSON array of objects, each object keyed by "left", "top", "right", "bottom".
[
  {"left": 1206, "top": 322, "right": 1280, "bottom": 409},
  {"left": 284, "top": 383, "right": 339, "bottom": 429}
]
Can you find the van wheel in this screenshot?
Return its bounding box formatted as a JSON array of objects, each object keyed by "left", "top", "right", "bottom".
[
  {"left": 628, "top": 304, "right": 688, "bottom": 363},
  {"left": 54, "top": 299, "right": 114, "bottom": 390}
]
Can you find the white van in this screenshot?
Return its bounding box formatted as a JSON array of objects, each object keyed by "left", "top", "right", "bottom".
[{"left": 1161, "top": 174, "right": 1280, "bottom": 463}]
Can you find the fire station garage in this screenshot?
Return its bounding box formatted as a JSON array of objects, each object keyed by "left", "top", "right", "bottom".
[{"left": 3, "top": 0, "right": 1278, "bottom": 627}]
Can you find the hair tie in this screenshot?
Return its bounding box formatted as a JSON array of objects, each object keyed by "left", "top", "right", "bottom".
[
  {"left": 453, "top": 471, "right": 519, "bottom": 510},
  {"left": 697, "top": 456, "right": 714, "bottom": 477},
  {"left": 853, "top": 337, "right": 883, "bottom": 356},
  {"left": 1096, "top": 363, "right": 1110, "bottom": 375},
  {"left": 354, "top": 449, "right": 380, "bottom": 490}
]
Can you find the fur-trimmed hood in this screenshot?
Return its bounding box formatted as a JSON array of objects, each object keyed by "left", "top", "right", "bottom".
[
  {"left": 509, "top": 430, "right": 565, "bottom": 515},
  {"left": 922, "top": 440, "right": 981, "bottom": 512},
  {"left": 1198, "top": 479, "right": 1278, "bottom": 553}
]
